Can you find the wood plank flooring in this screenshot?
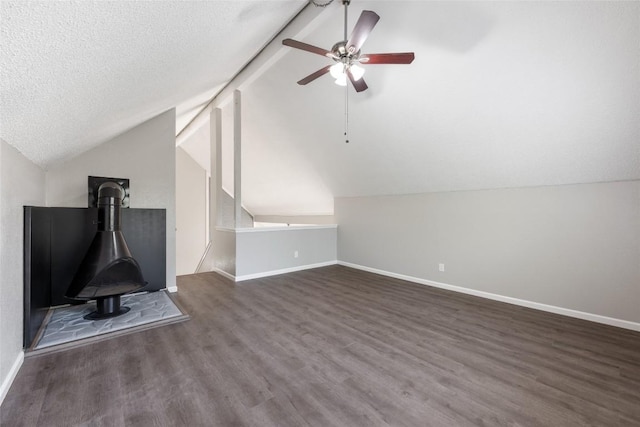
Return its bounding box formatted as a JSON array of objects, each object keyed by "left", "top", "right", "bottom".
[{"left": 2, "top": 265, "right": 639, "bottom": 426}]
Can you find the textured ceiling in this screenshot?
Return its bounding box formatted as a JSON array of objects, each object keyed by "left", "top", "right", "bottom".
[{"left": 0, "top": 0, "right": 305, "bottom": 168}]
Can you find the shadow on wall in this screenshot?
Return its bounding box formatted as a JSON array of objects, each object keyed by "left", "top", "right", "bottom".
[
  {"left": 378, "top": 1, "right": 494, "bottom": 53},
  {"left": 219, "top": 189, "right": 254, "bottom": 228}
]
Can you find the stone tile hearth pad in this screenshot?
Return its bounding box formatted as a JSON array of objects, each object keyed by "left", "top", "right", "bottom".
[{"left": 35, "top": 291, "right": 184, "bottom": 350}]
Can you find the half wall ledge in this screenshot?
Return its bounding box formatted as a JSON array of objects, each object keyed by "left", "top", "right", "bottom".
[{"left": 212, "top": 225, "right": 338, "bottom": 281}]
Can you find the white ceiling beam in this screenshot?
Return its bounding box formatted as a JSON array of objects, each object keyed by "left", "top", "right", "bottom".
[{"left": 176, "top": 2, "right": 336, "bottom": 141}]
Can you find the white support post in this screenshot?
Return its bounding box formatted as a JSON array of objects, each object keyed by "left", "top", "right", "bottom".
[
  {"left": 210, "top": 108, "right": 222, "bottom": 233},
  {"left": 233, "top": 90, "right": 242, "bottom": 228}
]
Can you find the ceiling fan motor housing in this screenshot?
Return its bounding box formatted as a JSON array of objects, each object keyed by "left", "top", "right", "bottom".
[{"left": 331, "top": 41, "right": 361, "bottom": 64}]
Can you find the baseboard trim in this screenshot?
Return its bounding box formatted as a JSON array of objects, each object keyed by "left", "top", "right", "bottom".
[
  {"left": 235, "top": 260, "right": 338, "bottom": 282},
  {"left": 166, "top": 286, "right": 178, "bottom": 293},
  {"left": 338, "top": 261, "right": 640, "bottom": 332},
  {"left": 213, "top": 268, "right": 236, "bottom": 281},
  {"left": 0, "top": 351, "right": 24, "bottom": 406}
]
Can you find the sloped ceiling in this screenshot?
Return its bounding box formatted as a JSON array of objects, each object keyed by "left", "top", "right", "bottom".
[
  {"left": 0, "top": 0, "right": 305, "bottom": 167},
  {"left": 2, "top": 1, "right": 639, "bottom": 217},
  {"left": 237, "top": 0, "right": 640, "bottom": 215}
]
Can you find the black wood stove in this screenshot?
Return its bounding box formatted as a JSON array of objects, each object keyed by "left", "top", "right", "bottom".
[{"left": 65, "top": 181, "right": 146, "bottom": 319}]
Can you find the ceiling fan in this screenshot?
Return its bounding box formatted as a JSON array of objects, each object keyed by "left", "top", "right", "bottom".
[{"left": 282, "top": 0, "right": 415, "bottom": 92}]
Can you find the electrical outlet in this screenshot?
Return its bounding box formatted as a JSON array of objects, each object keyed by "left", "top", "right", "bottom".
[
  {"left": 438, "top": 263, "right": 445, "bottom": 272},
  {"left": 294, "top": 250, "right": 299, "bottom": 258}
]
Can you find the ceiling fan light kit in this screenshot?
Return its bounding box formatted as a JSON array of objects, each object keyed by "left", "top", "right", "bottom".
[
  {"left": 329, "top": 62, "right": 364, "bottom": 85},
  {"left": 334, "top": 72, "right": 348, "bottom": 86},
  {"left": 329, "top": 63, "right": 345, "bottom": 79}
]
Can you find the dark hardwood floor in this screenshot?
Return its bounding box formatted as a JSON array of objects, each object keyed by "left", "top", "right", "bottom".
[{"left": 2, "top": 265, "right": 639, "bottom": 426}]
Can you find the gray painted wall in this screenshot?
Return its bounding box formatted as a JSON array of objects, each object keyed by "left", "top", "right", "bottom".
[
  {"left": 0, "top": 140, "right": 45, "bottom": 403},
  {"left": 176, "top": 147, "right": 207, "bottom": 276},
  {"left": 235, "top": 226, "right": 337, "bottom": 279},
  {"left": 335, "top": 181, "right": 640, "bottom": 324},
  {"left": 46, "top": 109, "right": 177, "bottom": 289}
]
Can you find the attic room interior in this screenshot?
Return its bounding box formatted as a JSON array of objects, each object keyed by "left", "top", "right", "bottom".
[{"left": 1, "top": 0, "right": 639, "bottom": 425}]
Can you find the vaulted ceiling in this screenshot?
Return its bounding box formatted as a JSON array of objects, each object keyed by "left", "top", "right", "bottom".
[
  {"left": 235, "top": 1, "right": 640, "bottom": 215},
  {"left": 2, "top": 1, "right": 639, "bottom": 217}
]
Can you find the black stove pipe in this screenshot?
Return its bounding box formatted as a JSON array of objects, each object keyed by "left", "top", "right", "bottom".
[{"left": 66, "top": 181, "right": 146, "bottom": 319}]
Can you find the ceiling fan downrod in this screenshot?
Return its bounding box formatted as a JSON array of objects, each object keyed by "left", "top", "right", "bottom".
[{"left": 342, "top": 0, "right": 350, "bottom": 41}]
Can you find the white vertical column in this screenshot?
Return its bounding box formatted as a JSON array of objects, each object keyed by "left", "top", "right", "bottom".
[
  {"left": 210, "top": 107, "right": 223, "bottom": 235},
  {"left": 215, "top": 108, "right": 223, "bottom": 228},
  {"left": 233, "top": 90, "right": 242, "bottom": 228}
]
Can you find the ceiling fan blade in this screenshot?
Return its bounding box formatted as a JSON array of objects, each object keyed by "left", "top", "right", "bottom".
[
  {"left": 283, "top": 38, "right": 332, "bottom": 57},
  {"left": 346, "top": 10, "right": 380, "bottom": 54},
  {"left": 297, "top": 65, "right": 332, "bottom": 85},
  {"left": 360, "top": 52, "right": 415, "bottom": 65},
  {"left": 347, "top": 70, "right": 368, "bottom": 92}
]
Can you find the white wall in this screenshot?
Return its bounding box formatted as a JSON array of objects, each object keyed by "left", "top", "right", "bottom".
[
  {"left": 336, "top": 180, "right": 640, "bottom": 327},
  {"left": 0, "top": 140, "right": 46, "bottom": 404},
  {"left": 176, "top": 147, "right": 207, "bottom": 276},
  {"left": 235, "top": 225, "right": 337, "bottom": 280},
  {"left": 46, "top": 109, "right": 177, "bottom": 289}
]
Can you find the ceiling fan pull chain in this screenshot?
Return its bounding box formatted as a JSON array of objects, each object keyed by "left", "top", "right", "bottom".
[
  {"left": 343, "top": 0, "right": 349, "bottom": 142},
  {"left": 345, "top": 84, "right": 349, "bottom": 143}
]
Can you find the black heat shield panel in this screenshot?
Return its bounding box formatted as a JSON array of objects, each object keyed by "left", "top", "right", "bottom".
[
  {"left": 23, "top": 207, "right": 51, "bottom": 348},
  {"left": 50, "top": 207, "right": 98, "bottom": 306},
  {"left": 120, "top": 208, "right": 166, "bottom": 296},
  {"left": 24, "top": 206, "right": 166, "bottom": 348},
  {"left": 49, "top": 207, "right": 166, "bottom": 305}
]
